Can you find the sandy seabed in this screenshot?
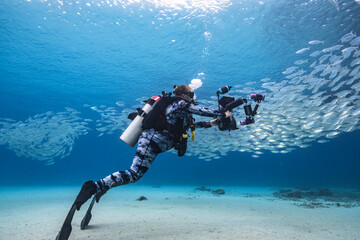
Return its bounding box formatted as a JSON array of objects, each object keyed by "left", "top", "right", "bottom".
[{"left": 0, "top": 185, "right": 359, "bottom": 240}]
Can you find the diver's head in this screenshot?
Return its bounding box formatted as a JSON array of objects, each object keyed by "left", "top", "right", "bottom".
[{"left": 173, "top": 85, "right": 194, "bottom": 102}]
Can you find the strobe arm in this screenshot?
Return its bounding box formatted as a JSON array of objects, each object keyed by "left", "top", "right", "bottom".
[{"left": 252, "top": 104, "right": 260, "bottom": 115}]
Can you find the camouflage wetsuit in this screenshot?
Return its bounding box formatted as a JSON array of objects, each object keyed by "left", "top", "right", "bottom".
[{"left": 96, "top": 99, "right": 223, "bottom": 191}]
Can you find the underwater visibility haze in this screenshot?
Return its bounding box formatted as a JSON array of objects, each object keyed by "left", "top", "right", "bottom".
[{"left": 1, "top": 0, "right": 360, "bottom": 188}]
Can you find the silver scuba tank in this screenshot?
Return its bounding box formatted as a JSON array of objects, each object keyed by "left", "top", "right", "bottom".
[{"left": 120, "top": 96, "right": 160, "bottom": 147}]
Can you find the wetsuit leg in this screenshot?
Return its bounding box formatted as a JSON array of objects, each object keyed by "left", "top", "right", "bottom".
[{"left": 97, "top": 129, "right": 172, "bottom": 191}]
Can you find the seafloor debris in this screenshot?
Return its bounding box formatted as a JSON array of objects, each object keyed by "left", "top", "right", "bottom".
[
  {"left": 275, "top": 189, "right": 302, "bottom": 198},
  {"left": 273, "top": 188, "right": 360, "bottom": 208},
  {"left": 274, "top": 188, "right": 335, "bottom": 199},
  {"left": 316, "top": 188, "right": 334, "bottom": 197},
  {"left": 295, "top": 202, "right": 327, "bottom": 209},
  {"left": 212, "top": 188, "right": 225, "bottom": 195},
  {"left": 194, "top": 186, "right": 225, "bottom": 195},
  {"left": 194, "top": 186, "right": 212, "bottom": 192},
  {"left": 136, "top": 196, "right": 148, "bottom": 201}
]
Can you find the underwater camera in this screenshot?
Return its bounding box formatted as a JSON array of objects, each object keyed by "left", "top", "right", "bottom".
[{"left": 216, "top": 85, "right": 265, "bottom": 131}]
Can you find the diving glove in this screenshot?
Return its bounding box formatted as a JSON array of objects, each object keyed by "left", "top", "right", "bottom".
[{"left": 74, "top": 181, "right": 97, "bottom": 210}]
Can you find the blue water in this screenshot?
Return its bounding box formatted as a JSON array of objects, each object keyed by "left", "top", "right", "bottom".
[{"left": 1, "top": 0, "right": 360, "bottom": 188}]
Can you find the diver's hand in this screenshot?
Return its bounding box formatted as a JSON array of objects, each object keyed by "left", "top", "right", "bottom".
[{"left": 225, "top": 111, "right": 232, "bottom": 118}]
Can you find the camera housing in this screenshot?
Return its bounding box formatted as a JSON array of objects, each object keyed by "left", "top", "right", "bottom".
[{"left": 215, "top": 86, "right": 264, "bottom": 131}]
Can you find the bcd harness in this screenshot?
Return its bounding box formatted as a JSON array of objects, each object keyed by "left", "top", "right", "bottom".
[{"left": 128, "top": 93, "right": 195, "bottom": 157}]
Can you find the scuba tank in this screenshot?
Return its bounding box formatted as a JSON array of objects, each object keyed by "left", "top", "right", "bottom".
[{"left": 120, "top": 96, "right": 160, "bottom": 147}]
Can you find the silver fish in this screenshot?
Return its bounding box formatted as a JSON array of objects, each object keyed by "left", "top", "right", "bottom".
[
  {"left": 309, "top": 40, "right": 324, "bottom": 45},
  {"left": 353, "top": 108, "right": 360, "bottom": 116},
  {"left": 310, "top": 61, "right": 317, "bottom": 68},
  {"left": 331, "top": 81, "right": 345, "bottom": 91},
  {"left": 322, "top": 45, "right": 343, "bottom": 53},
  {"left": 285, "top": 69, "right": 306, "bottom": 79},
  {"left": 312, "top": 64, "right": 327, "bottom": 74},
  {"left": 282, "top": 66, "right": 298, "bottom": 74},
  {"left": 328, "top": 68, "right": 339, "bottom": 79},
  {"left": 320, "top": 65, "right": 333, "bottom": 76},
  {"left": 334, "top": 90, "right": 352, "bottom": 98},
  {"left": 350, "top": 36, "right": 360, "bottom": 46},
  {"left": 260, "top": 78, "right": 271, "bottom": 82},
  {"left": 340, "top": 31, "right": 356, "bottom": 43},
  {"left": 352, "top": 82, "right": 360, "bottom": 91},
  {"left": 342, "top": 46, "right": 358, "bottom": 59},
  {"left": 319, "top": 53, "right": 331, "bottom": 63},
  {"left": 346, "top": 77, "right": 356, "bottom": 85},
  {"left": 326, "top": 131, "right": 340, "bottom": 139},
  {"left": 350, "top": 58, "right": 360, "bottom": 67},
  {"left": 310, "top": 50, "right": 322, "bottom": 57},
  {"left": 349, "top": 65, "right": 360, "bottom": 77},
  {"left": 353, "top": 50, "right": 360, "bottom": 58},
  {"left": 296, "top": 47, "right": 310, "bottom": 54},
  {"left": 329, "top": 55, "right": 342, "bottom": 64},
  {"left": 332, "top": 59, "right": 343, "bottom": 66},
  {"left": 295, "top": 59, "right": 307, "bottom": 65}
]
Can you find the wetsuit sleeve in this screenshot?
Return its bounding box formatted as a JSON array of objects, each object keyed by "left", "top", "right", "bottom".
[{"left": 186, "top": 104, "right": 224, "bottom": 118}]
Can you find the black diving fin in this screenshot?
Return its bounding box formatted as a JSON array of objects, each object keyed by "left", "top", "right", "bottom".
[
  {"left": 80, "top": 191, "right": 106, "bottom": 230},
  {"left": 55, "top": 181, "right": 98, "bottom": 240},
  {"left": 55, "top": 203, "right": 77, "bottom": 240},
  {"left": 80, "top": 195, "right": 96, "bottom": 230}
]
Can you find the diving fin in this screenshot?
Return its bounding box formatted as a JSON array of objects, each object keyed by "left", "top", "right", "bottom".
[
  {"left": 80, "top": 196, "right": 95, "bottom": 230},
  {"left": 80, "top": 190, "right": 107, "bottom": 230},
  {"left": 55, "top": 181, "right": 97, "bottom": 240},
  {"left": 55, "top": 204, "right": 77, "bottom": 240}
]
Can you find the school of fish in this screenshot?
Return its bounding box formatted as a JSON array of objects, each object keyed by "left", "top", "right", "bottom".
[{"left": 0, "top": 31, "right": 359, "bottom": 164}]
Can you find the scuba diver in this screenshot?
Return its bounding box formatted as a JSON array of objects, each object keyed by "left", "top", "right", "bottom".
[
  {"left": 74, "top": 85, "right": 232, "bottom": 209},
  {"left": 56, "top": 84, "right": 264, "bottom": 240}
]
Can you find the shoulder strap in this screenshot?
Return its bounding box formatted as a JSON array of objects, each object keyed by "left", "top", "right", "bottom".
[{"left": 142, "top": 96, "right": 176, "bottom": 130}]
